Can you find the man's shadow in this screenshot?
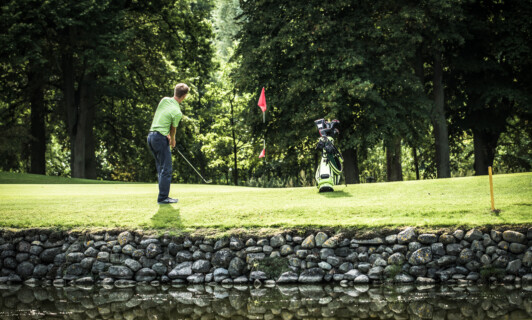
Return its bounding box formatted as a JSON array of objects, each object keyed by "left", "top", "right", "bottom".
[
  {"left": 318, "top": 190, "right": 353, "bottom": 198},
  {"left": 151, "top": 205, "right": 184, "bottom": 229}
]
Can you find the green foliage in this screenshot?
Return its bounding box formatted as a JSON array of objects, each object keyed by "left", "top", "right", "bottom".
[
  {"left": 213, "top": 0, "right": 242, "bottom": 61},
  {"left": 0, "top": 0, "right": 530, "bottom": 183},
  {"left": 90, "top": 0, "right": 217, "bottom": 182},
  {"left": 386, "top": 264, "right": 403, "bottom": 281},
  {"left": 0, "top": 123, "right": 31, "bottom": 172},
  {"left": 480, "top": 266, "right": 506, "bottom": 281},
  {"left": 446, "top": 0, "right": 532, "bottom": 174},
  {"left": 251, "top": 257, "right": 290, "bottom": 279},
  {"left": 494, "top": 116, "right": 532, "bottom": 173},
  {"left": 198, "top": 50, "right": 255, "bottom": 185},
  {"left": 45, "top": 134, "right": 71, "bottom": 178},
  {"left": 0, "top": 0, "right": 216, "bottom": 181}
]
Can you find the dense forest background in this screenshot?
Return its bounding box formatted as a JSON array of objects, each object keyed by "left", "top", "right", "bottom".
[{"left": 1, "top": 0, "right": 530, "bottom": 186}]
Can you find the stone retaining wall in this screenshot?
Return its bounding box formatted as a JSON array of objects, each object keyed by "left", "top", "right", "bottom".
[{"left": 1, "top": 227, "right": 531, "bottom": 286}]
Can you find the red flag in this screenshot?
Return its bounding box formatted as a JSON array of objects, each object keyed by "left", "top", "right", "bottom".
[
  {"left": 257, "top": 87, "right": 267, "bottom": 112},
  {"left": 259, "top": 148, "right": 265, "bottom": 158}
]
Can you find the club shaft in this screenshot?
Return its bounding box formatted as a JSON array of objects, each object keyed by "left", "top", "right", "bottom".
[{"left": 175, "top": 148, "right": 210, "bottom": 183}]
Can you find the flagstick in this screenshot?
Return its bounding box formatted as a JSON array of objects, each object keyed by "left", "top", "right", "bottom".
[{"left": 263, "top": 111, "right": 265, "bottom": 162}]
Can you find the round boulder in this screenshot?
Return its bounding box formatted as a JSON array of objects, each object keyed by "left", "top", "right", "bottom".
[
  {"left": 418, "top": 234, "right": 438, "bottom": 245},
  {"left": 228, "top": 257, "right": 246, "bottom": 277},
  {"left": 211, "top": 249, "right": 234, "bottom": 268},
  {"left": 117, "top": 231, "right": 133, "bottom": 246},
  {"left": 397, "top": 227, "right": 417, "bottom": 244},
  {"left": 270, "top": 235, "right": 286, "bottom": 248},
  {"left": 135, "top": 268, "right": 157, "bottom": 282},
  {"left": 301, "top": 235, "right": 316, "bottom": 249},
  {"left": 408, "top": 247, "right": 432, "bottom": 266},
  {"left": 145, "top": 243, "right": 162, "bottom": 259},
  {"left": 458, "top": 249, "right": 474, "bottom": 264},
  {"left": 502, "top": 230, "right": 526, "bottom": 244},
  {"left": 192, "top": 259, "right": 211, "bottom": 273},
  {"left": 16, "top": 261, "right": 34, "bottom": 279},
  {"left": 108, "top": 265, "right": 133, "bottom": 279},
  {"left": 298, "top": 267, "right": 324, "bottom": 283}
]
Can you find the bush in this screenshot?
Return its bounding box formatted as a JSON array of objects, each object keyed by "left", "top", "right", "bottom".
[
  {"left": 480, "top": 266, "right": 506, "bottom": 281},
  {"left": 251, "top": 257, "right": 290, "bottom": 279}
]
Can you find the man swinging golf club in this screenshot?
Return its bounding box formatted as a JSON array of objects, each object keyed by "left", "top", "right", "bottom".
[{"left": 147, "top": 83, "right": 189, "bottom": 204}]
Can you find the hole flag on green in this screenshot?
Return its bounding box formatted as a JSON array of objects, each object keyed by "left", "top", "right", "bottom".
[{"left": 258, "top": 87, "right": 267, "bottom": 112}]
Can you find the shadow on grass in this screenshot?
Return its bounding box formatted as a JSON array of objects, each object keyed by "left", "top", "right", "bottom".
[
  {"left": 318, "top": 190, "right": 353, "bottom": 198},
  {"left": 151, "top": 205, "right": 184, "bottom": 229}
]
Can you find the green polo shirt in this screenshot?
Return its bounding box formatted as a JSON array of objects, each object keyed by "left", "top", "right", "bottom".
[{"left": 149, "top": 97, "right": 183, "bottom": 136}]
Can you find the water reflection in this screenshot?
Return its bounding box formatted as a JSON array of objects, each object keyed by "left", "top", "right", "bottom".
[{"left": 0, "top": 283, "right": 531, "bottom": 319}]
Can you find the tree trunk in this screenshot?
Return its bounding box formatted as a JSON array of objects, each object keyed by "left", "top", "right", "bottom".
[
  {"left": 468, "top": 97, "right": 511, "bottom": 176},
  {"left": 84, "top": 118, "right": 97, "bottom": 179},
  {"left": 83, "top": 74, "right": 96, "bottom": 179},
  {"left": 386, "top": 137, "right": 403, "bottom": 181},
  {"left": 343, "top": 147, "right": 360, "bottom": 184},
  {"left": 432, "top": 51, "right": 451, "bottom": 178},
  {"left": 62, "top": 52, "right": 97, "bottom": 179},
  {"left": 473, "top": 129, "right": 501, "bottom": 175},
  {"left": 230, "top": 91, "right": 238, "bottom": 185},
  {"left": 28, "top": 65, "right": 46, "bottom": 174},
  {"left": 192, "top": 79, "right": 208, "bottom": 182},
  {"left": 412, "top": 146, "right": 420, "bottom": 180},
  {"left": 61, "top": 52, "right": 79, "bottom": 177},
  {"left": 412, "top": 50, "right": 423, "bottom": 181},
  {"left": 72, "top": 78, "right": 91, "bottom": 179},
  {"left": 414, "top": 49, "right": 424, "bottom": 82}
]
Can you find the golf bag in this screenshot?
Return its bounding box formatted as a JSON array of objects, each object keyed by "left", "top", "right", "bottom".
[{"left": 314, "top": 119, "right": 344, "bottom": 192}]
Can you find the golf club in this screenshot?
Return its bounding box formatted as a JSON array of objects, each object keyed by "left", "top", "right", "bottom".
[{"left": 173, "top": 147, "right": 212, "bottom": 184}]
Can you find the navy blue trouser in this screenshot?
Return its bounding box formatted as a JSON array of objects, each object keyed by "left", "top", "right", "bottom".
[{"left": 147, "top": 131, "right": 172, "bottom": 202}]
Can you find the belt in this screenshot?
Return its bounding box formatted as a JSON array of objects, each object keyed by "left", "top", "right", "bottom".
[{"left": 149, "top": 131, "right": 163, "bottom": 135}]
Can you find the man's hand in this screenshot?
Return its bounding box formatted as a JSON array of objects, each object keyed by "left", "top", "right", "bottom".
[
  {"left": 168, "top": 125, "right": 177, "bottom": 148},
  {"left": 166, "top": 134, "right": 176, "bottom": 148}
]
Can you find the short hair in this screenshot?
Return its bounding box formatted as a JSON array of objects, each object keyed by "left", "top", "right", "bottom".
[{"left": 174, "top": 83, "right": 190, "bottom": 98}]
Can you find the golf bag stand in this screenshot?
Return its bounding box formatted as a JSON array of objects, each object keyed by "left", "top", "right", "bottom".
[{"left": 314, "top": 119, "right": 344, "bottom": 192}]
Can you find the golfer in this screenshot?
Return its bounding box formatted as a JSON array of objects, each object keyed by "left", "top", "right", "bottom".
[{"left": 147, "top": 83, "right": 189, "bottom": 204}]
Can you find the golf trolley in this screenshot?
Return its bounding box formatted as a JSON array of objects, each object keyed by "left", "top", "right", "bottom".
[{"left": 314, "top": 119, "right": 344, "bottom": 192}]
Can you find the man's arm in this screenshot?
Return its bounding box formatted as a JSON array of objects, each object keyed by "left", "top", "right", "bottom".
[{"left": 168, "top": 125, "right": 176, "bottom": 148}]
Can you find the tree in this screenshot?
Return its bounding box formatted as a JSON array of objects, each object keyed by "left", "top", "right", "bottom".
[
  {"left": 0, "top": 0, "right": 55, "bottom": 174},
  {"left": 199, "top": 0, "right": 253, "bottom": 185},
  {"left": 95, "top": 0, "right": 216, "bottom": 182},
  {"left": 1, "top": 0, "right": 217, "bottom": 181},
  {"left": 449, "top": 0, "right": 532, "bottom": 175},
  {"left": 235, "top": 1, "right": 388, "bottom": 183},
  {"left": 409, "top": 0, "right": 468, "bottom": 179},
  {"left": 235, "top": 1, "right": 444, "bottom": 183}
]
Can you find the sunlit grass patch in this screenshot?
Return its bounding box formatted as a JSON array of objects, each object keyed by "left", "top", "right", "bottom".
[{"left": 0, "top": 171, "right": 530, "bottom": 233}]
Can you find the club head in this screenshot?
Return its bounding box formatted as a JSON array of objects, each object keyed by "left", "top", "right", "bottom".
[{"left": 204, "top": 179, "right": 212, "bottom": 184}]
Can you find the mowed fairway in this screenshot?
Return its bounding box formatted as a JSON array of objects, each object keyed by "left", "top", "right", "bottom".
[{"left": 0, "top": 172, "right": 530, "bottom": 231}]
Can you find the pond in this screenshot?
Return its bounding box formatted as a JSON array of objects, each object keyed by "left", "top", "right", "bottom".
[{"left": 0, "top": 283, "right": 531, "bottom": 319}]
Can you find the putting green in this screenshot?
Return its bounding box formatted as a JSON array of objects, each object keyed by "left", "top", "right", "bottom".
[{"left": 0, "top": 172, "right": 530, "bottom": 233}]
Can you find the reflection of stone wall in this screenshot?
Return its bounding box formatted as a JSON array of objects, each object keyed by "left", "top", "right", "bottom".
[
  {"left": 0, "top": 228, "right": 531, "bottom": 286},
  {"left": 0, "top": 283, "right": 531, "bottom": 319}
]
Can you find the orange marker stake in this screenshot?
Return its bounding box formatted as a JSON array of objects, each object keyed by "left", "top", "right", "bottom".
[{"left": 488, "top": 166, "right": 495, "bottom": 211}]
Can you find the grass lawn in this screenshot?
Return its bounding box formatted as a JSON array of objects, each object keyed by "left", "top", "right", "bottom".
[{"left": 0, "top": 172, "right": 530, "bottom": 234}]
